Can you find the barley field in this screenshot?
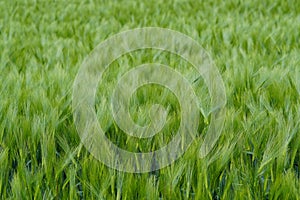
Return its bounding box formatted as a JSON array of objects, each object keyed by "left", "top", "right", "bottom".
[{"left": 0, "top": 0, "right": 299, "bottom": 199}]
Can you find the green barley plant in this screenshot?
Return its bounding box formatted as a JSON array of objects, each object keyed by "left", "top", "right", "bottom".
[{"left": 0, "top": 0, "right": 299, "bottom": 199}]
